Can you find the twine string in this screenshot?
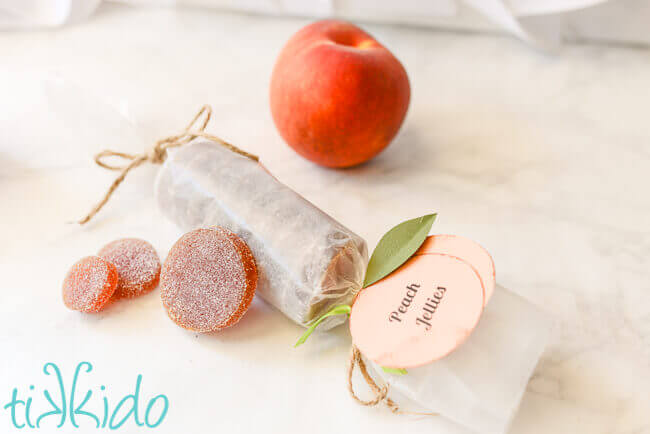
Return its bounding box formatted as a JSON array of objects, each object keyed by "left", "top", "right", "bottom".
[
  {"left": 78, "top": 105, "right": 258, "bottom": 224},
  {"left": 83, "top": 107, "right": 433, "bottom": 419},
  {"left": 347, "top": 345, "right": 437, "bottom": 417},
  {"left": 347, "top": 345, "right": 399, "bottom": 411}
]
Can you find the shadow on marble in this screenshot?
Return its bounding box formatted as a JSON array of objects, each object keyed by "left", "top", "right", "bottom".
[
  {"left": 342, "top": 125, "right": 436, "bottom": 178},
  {"left": 203, "top": 298, "right": 282, "bottom": 341}
]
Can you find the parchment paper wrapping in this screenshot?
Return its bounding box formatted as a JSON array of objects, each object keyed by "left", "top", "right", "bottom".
[
  {"left": 369, "top": 285, "right": 551, "bottom": 434},
  {"left": 155, "top": 139, "right": 368, "bottom": 329}
]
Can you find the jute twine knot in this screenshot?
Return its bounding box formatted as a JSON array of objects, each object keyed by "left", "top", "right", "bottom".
[
  {"left": 78, "top": 105, "right": 258, "bottom": 225},
  {"left": 348, "top": 346, "right": 400, "bottom": 412},
  {"left": 347, "top": 345, "right": 437, "bottom": 416}
]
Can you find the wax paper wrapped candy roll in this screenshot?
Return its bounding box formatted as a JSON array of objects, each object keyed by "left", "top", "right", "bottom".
[
  {"left": 155, "top": 139, "right": 368, "bottom": 329},
  {"left": 369, "top": 286, "right": 550, "bottom": 434}
]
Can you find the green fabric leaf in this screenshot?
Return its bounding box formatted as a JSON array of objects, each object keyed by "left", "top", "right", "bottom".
[
  {"left": 363, "top": 214, "right": 437, "bottom": 288},
  {"left": 381, "top": 366, "right": 408, "bottom": 375},
  {"left": 294, "top": 304, "right": 352, "bottom": 347}
]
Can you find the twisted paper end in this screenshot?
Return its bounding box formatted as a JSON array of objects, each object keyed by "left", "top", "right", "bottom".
[{"left": 77, "top": 105, "right": 259, "bottom": 225}]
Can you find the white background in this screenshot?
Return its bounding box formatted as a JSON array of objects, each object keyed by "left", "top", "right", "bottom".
[{"left": 1, "top": 3, "right": 649, "bottom": 433}]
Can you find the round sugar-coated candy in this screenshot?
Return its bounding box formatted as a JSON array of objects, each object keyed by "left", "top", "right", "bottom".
[
  {"left": 98, "top": 238, "right": 161, "bottom": 299},
  {"left": 160, "top": 227, "right": 258, "bottom": 332},
  {"left": 62, "top": 256, "right": 118, "bottom": 313}
]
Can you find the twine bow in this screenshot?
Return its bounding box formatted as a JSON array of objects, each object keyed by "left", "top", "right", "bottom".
[{"left": 78, "top": 105, "right": 259, "bottom": 225}]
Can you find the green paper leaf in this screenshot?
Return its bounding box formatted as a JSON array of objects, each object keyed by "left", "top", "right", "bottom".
[
  {"left": 294, "top": 304, "right": 351, "bottom": 347},
  {"left": 363, "top": 213, "right": 437, "bottom": 288},
  {"left": 382, "top": 366, "right": 408, "bottom": 375}
]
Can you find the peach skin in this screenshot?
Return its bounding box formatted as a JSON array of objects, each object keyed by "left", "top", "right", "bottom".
[{"left": 270, "top": 19, "right": 410, "bottom": 168}]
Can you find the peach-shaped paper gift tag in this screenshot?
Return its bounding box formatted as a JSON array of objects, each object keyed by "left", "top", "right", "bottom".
[
  {"left": 415, "top": 235, "right": 496, "bottom": 305},
  {"left": 350, "top": 253, "right": 485, "bottom": 369}
]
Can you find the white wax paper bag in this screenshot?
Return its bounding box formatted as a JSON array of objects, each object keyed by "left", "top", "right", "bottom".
[
  {"left": 155, "top": 139, "right": 368, "bottom": 329},
  {"left": 370, "top": 285, "right": 550, "bottom": 434}
]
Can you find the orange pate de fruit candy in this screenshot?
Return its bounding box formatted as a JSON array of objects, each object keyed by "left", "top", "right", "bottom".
[
  {"left": 98, "top": 238, "right": 161, "bottom": 299},
  {"left": 160, "top": 227, "right": 258, "bottom": 332},
  {"left": 62, "top": 256, "right": 118, "bottom": 313}
]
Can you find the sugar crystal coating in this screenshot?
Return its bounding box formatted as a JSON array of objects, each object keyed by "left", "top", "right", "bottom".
[
  {"left": 62, "top": 256, "right": 118, "bottom": 313},
  {"left": 98, "top": 238, "right": 161, "bottom": 299},
  {"left": 160, "top": 227, "right": 257, "bottom": 332}
]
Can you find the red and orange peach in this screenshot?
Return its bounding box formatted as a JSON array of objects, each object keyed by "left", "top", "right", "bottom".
[{"left": 270, "top": 19, "right": 410, "bottom": 168}]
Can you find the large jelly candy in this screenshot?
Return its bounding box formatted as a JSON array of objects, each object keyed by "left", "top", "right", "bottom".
[{"left": 160, "top": 227, "right": 258, "bottom": 332}]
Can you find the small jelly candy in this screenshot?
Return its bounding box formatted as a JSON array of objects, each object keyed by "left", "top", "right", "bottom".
[
  {"left": 98, "top": 238, "right": 161, "bottom": 299},
  {"left": 160, "top": 227, "right": 258, "bottom": 332},
  {"left": 62, "top": 256, "right": 118, "bottom": 313}
]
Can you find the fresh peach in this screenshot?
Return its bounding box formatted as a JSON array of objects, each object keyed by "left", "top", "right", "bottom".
[{"left": 270, "top": 19, "right": 410, "bottom": 168}]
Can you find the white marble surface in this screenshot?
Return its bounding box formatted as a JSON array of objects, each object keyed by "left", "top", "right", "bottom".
[{"left": 1, "top": 4, "right": 649, "bottom": 433}]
